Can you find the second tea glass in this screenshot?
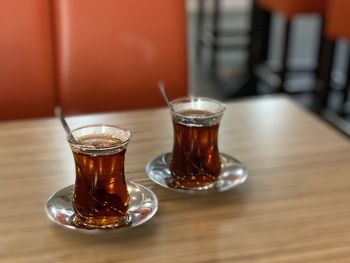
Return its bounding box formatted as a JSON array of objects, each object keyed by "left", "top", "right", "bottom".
[{"left": 169, "top": 97, "right": 225, "bottom": 189}]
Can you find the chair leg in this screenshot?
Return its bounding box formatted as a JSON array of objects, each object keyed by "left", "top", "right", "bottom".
[
  {"left": 246, "top": 1, "right": 271, "bottom": 94},
  {"left": 196, "top": 0, "right": 205, "bottom": 61},
  {"left": 257, "top": 7, "right": 271, "bottom": 63},
  {"left": 278, "top": 20, "right": 291, "bottom": 93},
  {"left": 246, "top": 1, "right": 259, "bottom": 87},
  {"left": 310, "top": 18, "right": 325, "bottom": 112},
  {"left": 316, "top": 18, "right": 326, "bottom": 76},
  {"left": 316, "top": 38, "right": 336, "bottom": 112},
  {"left": 248, "top": 4, "right": 271, "bottom": 70},
  {"left": 210, "top": 0, "right": 221, "bottom": 72},
  {"left": 341, "top": 50, "right": 350, "bottom": 114}
]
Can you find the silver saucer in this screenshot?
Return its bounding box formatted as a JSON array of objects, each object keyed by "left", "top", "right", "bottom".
[
  {"left": 146, "top": 153, "right": 247, "bottom": 193},
  {"left": 46, "top": 181, "right": 158, "bottom": 232}
]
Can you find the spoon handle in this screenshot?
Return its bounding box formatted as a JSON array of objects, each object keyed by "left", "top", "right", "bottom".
[
  {"left": 158, "top": 81, "right": 174, "bottom": 111},
  {"left": 55, "top": 106, "right": 79, "bottom": 144}
]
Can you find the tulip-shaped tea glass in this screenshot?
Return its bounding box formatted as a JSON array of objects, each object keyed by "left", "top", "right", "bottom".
[
  {"left": 46, "top": 125, "right": 158, "bottom": 231},
  {"left": 170, "top": 97, "right": 225, "bottom": 188},
  {"left": 146, "top": 97, "right": 248, "bottom": 193},
  {"left": 69, "top": 125, "right": 131, "bottom": 227}
]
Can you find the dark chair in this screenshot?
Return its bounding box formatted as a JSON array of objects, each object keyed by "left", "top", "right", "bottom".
[
  {"left": 196, "top": 0, "right": 250, "bottom": 74},
  {"left": 251, "top": 0, "right": 328, "bottom": 93},
  {"left": 318, "top": 0, "right": 350, "bottom": 116}
]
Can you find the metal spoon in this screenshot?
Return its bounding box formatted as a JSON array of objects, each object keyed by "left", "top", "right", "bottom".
[
  {"left": 55, "top": 106, "right": 79, "bottom": 144},
  {"left": 158, "top": 81, "right": 174, "bottom": 111}
]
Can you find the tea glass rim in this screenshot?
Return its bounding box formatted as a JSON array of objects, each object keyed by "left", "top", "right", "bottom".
[
  {"left": 67, "top": 124, "right": 132, "bottom": 151},
  {"left": 169, "top": 96, "right": 225, "bottom": 119}
]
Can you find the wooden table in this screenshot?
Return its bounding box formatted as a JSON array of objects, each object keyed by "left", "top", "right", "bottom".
[{"left": 1, "top": 96, "right": 350, "bottom": 263}]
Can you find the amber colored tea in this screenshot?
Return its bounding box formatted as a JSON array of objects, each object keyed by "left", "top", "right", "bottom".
[
  {"left": 170, "top": 109, "right": 221, "bottom": 188},
  {"left": 72, "top": 134, "right": 129, "bottom": 226}
]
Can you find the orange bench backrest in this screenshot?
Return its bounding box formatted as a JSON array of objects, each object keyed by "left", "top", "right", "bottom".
[
  {"left": 52, "top": 0, "right": 188, "bottom": 115},
  {"left": 0, "top": 0, "right": 56, "bottom": 120}
]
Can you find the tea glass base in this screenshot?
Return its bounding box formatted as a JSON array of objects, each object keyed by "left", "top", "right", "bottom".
[
  {"left": 146, "top": 153, "right": 248, "bottom": 193},
  {"left": 46, "top": 181, "right": 158, "bottom": 232}
]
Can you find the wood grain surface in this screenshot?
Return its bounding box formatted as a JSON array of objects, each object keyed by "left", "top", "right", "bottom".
[{"left": 1, "top": 96, "right": 349, "bottom": 263}]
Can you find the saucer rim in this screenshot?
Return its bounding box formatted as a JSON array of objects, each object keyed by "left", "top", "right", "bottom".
[
  {"left": 145, "top": 152, "right": 248, "bottom": 194},
  {"left": 46, "top": 181, "right": 158, "bottom": 233}
]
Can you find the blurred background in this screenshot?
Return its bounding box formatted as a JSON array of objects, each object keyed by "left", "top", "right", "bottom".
[
  {"left": 0, "top": 0, "right": 349, "bottom": 136},
  {"left": 188, "top": 0, "right": 349, "bottom": 136}
]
